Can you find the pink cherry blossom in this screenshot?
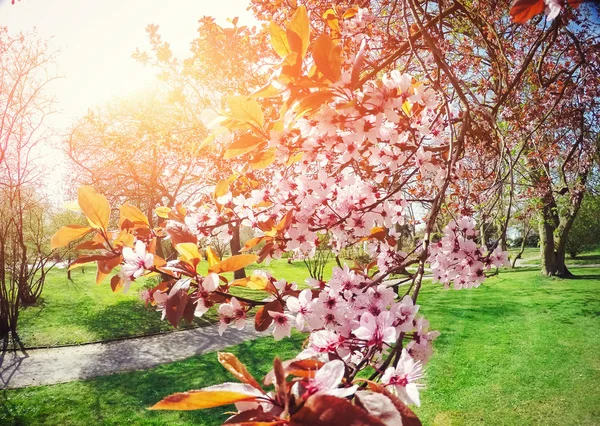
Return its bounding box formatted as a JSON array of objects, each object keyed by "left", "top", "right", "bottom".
[
  {"left": 353, "top": 311, "right": 396, "bottom": 348},
  {"left": 381, "top": 349, "right": 424, "bottom": 406},
  {"left": 294, "top": 359, "right": 358, "bottom": 399},
  {"left": 119, "top": 240, "right": 154, "bottom": 292},
  {"left": 269, "top": 311, "right": 294, "bottom": 340},
  {"left": 218, "top": 297, "right": 247, "bottom": 335}
]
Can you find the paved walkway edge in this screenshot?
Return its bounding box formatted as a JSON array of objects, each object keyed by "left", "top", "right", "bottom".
[{"left": 0, "top": 323, "right": 268, "bottom": 389}]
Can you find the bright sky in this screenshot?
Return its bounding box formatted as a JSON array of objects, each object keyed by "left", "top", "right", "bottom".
[{"left": 0, "top": 0, "right": 254, "bottom": 203}]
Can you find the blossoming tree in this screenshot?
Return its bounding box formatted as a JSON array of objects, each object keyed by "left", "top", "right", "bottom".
[{"left": 50, "top": 0, "right": 597, "bottom": 424}]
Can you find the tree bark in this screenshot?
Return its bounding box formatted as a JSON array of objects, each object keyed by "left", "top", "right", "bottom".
[
  {"left": 538, "top": 193, "right": 575, "bottom": 278},
  {"left": 230, "top": 224, "right": 246, "bottom": 279}
]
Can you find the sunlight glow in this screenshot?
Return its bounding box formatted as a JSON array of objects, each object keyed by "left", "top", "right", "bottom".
[{"left": 0, "top": 0, "right": 254, "bottom": 202}]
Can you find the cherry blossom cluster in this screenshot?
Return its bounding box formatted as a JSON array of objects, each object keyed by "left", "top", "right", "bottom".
[
  {"left": 179, "top": 67, "right": 451, "bottom": 262},
  {"left": 212, "top": 264, "right": 436, "bottom": 407},
  {"left": 429, "top": 217, "right": 510, "bottom": 289},
  {"left": 113, "top": 14, "right": 509, "bottom": 415}
]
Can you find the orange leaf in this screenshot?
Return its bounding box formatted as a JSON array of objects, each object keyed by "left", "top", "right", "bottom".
[
  {"left": 75, "top": 240, "right": 105, "bottom": 251},
  {"left": 50, "top": 225, "right": 92, "bottom": 250},
  {"left": 230, "top": 275, "right": 269, "bottom": 290},
  {"left": 114, "top": 230, "right": 135, "bottom": 248},
  {"left": 176, "top": 243, "right": 202, "bottom": 268},
  {"left": 153, "top": 255, "right": 167, "bottom": 267},
  {"left": 293, "top": 91, "right": 334, "bottom": 118},
  {"left": 149, "top": 383, "right": 263, "bottom": 411},
  {"left": 286, "top": 152, "right": 304, "bottom": 166},
  {"left": 286, "top": 5, "right": 310, "bottom": 58},
  {"left": 119, "top": 204, "right": 149, "bottom": 227},
  {"left": 224, "top": 134, "right": 264, "bottom": 159},
  {"left": 269, "top": 21, "right": 291, "bottom": 59},
  {"left": 69, "top": 255, "right": 110, "bottom": 270},
  {"left": 343, "top": 7, "right": 359, "bottom": 19},
  {"left": 155, "top": 206, "right": 172, "bottom": 218},
  {"left": 228, "top": 96, "right": 264, "bottom": 128},
  {"left": 251, "top": 82, "right": 281, "bottom": 99},
  {"left": 205, "top": 246, "right": 221, "bottom": 267},
  {"left": 218, "top": 352, "right": 264, "bottom": 391},
  {"left": 251, "top": 149, "right": 276, "bottom": 170},
  {"left": 241, "top": 236, "right": 269, "bottom": 251},
  {"left": 214, "top": 179, "right": 230, "bottom": 199},
  {"left": 78, "top": 186, "right": 110, "bottom": 231},
  {"left": 209, "top": 254, "right": 258, "bottom": 274},
  {"left": 312, "top": 33, "right": 342, "bottom": 83},
  {"left": 323, "top": 9, "right": 340, "bottom": 33}
]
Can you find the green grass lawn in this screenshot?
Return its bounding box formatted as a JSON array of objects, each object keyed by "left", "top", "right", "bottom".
[
  {"left": 508, "top": 247, "right": 600, "bottom": 266},
  {"left": 3, "top": 267, "right": 599, "bottom": 425},
  {"left": 507, "top": 246, "right": 540, "bottom": 262},
  {"left": 16, "top": 258, "right": 338, "bottom": 347}
]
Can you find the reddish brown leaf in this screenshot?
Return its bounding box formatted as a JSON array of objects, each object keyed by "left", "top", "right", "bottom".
[
  {"left": 290, "top": 395, "right": 386, "bottom": 426},
  {"left": 110, "top": 275, "right": 123, "bottom": 292},
  {"left": 224, "top": 407, "right": 283, "bottom": 424},
  {"left": 264, "top": 358, "right": 324, "bottom": 386},
  {"left": 96, "top": 255, "right": 122, "bottom": 285},
  {"left": 218, "top": 352, "right": 264, "bottom": 391},
  {"left": 166, "top": 222, "right": 197, "bottom": 247},
  {"left": 165, "top": 287, "right": 189, "bottom": 327},
  {"left": 355, "top": 391, "right": 403, "bottom": 426},
  {"left": 355, "top": 381, "right": 422, "bottom": 426},
  {"left": 273, "top": 357, "right": 287, "bottom": 410},
  {"left": 255, "top": 299, "right": 283, "bottom": 331},
  {"left": 509, "top": 0, "right": 545, "bottom": 23}
]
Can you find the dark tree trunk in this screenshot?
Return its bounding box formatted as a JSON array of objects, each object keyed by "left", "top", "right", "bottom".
[
  {"left": 479, "top": 222, "right": 487, "bottom": 248},
  {"left": 539, "top": 197, "right": 575, "bottom": 278},
  {"left": 230, "top": 224, "right": 246, "bottom": 279}
]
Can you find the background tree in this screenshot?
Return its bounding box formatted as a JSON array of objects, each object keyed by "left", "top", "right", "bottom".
[
  {"left": 130, "top": 19, "right": 274, "bottom": 277},
  {"left": 0, "top": 28, "right": 59, "bottom": 340},
  {"left": 565, "top": 193, "right": 600, "bottom": 258}
]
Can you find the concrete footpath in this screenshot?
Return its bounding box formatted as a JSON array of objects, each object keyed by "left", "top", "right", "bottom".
[
  {"left": 2, "top": 263, "right": 599, "bottom": 390},
  {"left": 0, "top": 324, "right": 268, "bottom": 389}
]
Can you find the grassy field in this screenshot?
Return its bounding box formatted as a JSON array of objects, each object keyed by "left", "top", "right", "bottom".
[
  {"left": 3, "top": 267, "right": 599, "bottom": 425},
  {"left": 507, "top": 247, "right": 600, "bottom": 266},
  {"left": 507, "top": 246, "right": 540, "bottom": 263},
  {"left": 16, "top": 258, "right": 337, "bottom": 347}
]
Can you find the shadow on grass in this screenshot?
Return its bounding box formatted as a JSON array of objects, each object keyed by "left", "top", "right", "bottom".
[
  {"left": 572, "top": 274, "right": 600, "bottom": 280},
  {"left": 0, "top": 333, "right": 305, "bottom": 426},
  {"left": 77, "top": 299, "right": 212, "bottom": 343},
  {"left": 568, "top": 254, "right": 600, "bottom": 263}
]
